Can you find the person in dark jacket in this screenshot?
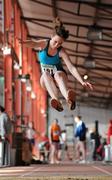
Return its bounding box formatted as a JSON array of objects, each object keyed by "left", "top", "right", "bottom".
[{"left": 74, "top": 116, "right": 86, "bottom": 163}]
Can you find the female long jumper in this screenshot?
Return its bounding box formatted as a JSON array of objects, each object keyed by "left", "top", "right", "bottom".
[{"left": 21, "top": 18, "right": 93, "bottom": 112}]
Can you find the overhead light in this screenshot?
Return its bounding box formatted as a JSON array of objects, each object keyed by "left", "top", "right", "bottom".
[
  {"left": 2, "top": 30, "right": 11, "bottom": 55},
  {"left": 41, "top": 109, "right": 45, "bottom": 114},
  {"left": 83, "top": 74, "right": 88, "bottom": 80},
  {"left": 2, "top": 46, "right": 11, "bottom": 55},
  {"left": 14, "top": 62, "right": 21, "bottom": 70},
  {"left": 87, "top": 25, "right": 103, "bottom": 41},
  {"left": 31, "top": 91, "right": 36, "bottom": 99},
  {"left": 26, "top": 86, "right": 32, "bottom": 91},
  {"left": 26, "top": 80, "right": 32, "bottom": 92},
  {"left": 84, "top": 56, "right": 95, "bottom": 69}
]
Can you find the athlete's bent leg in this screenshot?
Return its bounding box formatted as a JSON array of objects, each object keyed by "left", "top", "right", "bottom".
[
  {"left": 54, "top": 71, "right": 76, "bottom": 110},
  {"left": 54, "top": 71, "right": 68, "bottom": 99},
  {"left": 40, "top": 72, "right": 63, "bottom": 111},
  {"left": 40, "top": 72, "right": 59, "bottom": 99}
]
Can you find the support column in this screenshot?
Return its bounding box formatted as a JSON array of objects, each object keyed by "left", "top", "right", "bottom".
[{"left": 4, "top": 0, "right": 13, "bottom": 116}]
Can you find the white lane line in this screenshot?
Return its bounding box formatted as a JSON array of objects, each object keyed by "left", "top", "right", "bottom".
[
  {"left": 92, "top": 165, "right": 112, "bottom": 176},
  {"left": 19, "top": 167, "right": 42, "bottom": 177}
]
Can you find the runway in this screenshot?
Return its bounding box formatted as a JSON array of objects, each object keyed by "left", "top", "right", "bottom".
[{"left": 0, "top": 162, "right": 112, "bottom": 179}]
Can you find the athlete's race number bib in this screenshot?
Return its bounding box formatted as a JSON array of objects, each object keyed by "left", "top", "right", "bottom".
[{"left": 41, "top": 64, "right": 57, "bottom": 75}]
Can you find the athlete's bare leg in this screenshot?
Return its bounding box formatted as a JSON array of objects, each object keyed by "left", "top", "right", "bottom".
[
  {"left": 40, "top": 72, "right": 63, "bottom": 111},
  {"left": 40, "top": 72, "right": 59, "bottom": 99},
  {"left": 54, "top": 71, "right": 68, "bottom": 99},
  {"left": 54, "top": 71, "right": 76, "bottom": 110}
]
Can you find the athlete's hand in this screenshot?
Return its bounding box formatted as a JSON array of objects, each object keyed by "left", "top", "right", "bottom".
[{"left": 82, "top": 81, "right": 93, "bottom": 90}]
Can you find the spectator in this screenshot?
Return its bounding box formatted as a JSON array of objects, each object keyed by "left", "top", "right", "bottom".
[
  {"left": 25, "top": 121, "right": 37, "bottom": 149},
  {"left": 58, "top": 130, "right": 72, "bottom": 161},
  {"left": 74, "top": 116, "right": 86, "bottom": 164},
  {"left": 23, "top": 121, "right": 41, "bottom": 164},
  {"left": 90, "top": 124, "right": 101, "bottom": 161},
  {"left": 24, "top": 121, "right": 39, "bottom": 160},
  {"left": 96, "top": 137, "right": 107, "bottom": 161},
  {"left": 107, "top": 119, "right": 112, "bottom": 145},
  {"left": 0, "top": 105, "right": 12, "bottom": 166},
  {"left": 86, "top": 128, "right": 95, "bottom": 163},
  {"left": 38, "top": 132, "right": 50, "bottom": 162},
  {"left": 0, "top": 106, "right": 12, "bottom": 141},
  {"left": 49, "top": 119, "right": 61, "bottom": 164}
]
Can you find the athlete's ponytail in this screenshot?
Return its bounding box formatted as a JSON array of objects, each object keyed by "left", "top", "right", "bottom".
[{"left": 53, "top": 17, "right": 69, "bottom": 40}]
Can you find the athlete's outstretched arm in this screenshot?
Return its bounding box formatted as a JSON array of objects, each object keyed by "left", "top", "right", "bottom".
[
  {"left": 18, "top": 39, "right": 47, "bottom": 49},
  {"left": 60, "top": 48, "right": 93, "bottom": 90}
]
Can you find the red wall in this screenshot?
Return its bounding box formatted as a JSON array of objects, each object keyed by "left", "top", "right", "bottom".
[{"left": 3, "top": 0, "right": 47, "bottom": 134}]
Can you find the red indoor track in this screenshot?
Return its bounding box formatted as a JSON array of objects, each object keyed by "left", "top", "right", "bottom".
[{"left": 0, "top": 162, "right": 112, "bottom": 178}]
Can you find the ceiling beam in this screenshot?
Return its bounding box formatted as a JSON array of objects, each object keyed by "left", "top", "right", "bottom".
[
  {"left": 69, "top": 33, "right": 112, "bottom": 43},
  {"left": 68, "top": 78, "right": 112, "bottom": 89},
  {"left": 66, "top": 49, "right": 112, "bottom": 59},
  {"left": 57, "top": 0, "right": 112, "bottom": 8},
  {"left": 27, "top": 33, "right": 112, "bottom": 48},
  {"left": 21, "top": 16, "right": 112, "bottom": 31},
  {"left": 66, "top": 40, "right": 112, "bottom": 49},
  {"left": 63, "top": 64, "right": 112, "bottom": 72},
  {"left": 69, "top": 53, "right": 112, "bottom": 62},
  {"left": 28, "top": 32, "right": 112, "bottom": 43},
  {"left": 30, "top": 0, "right": 112, "bottom": 21},
  {"left": 30, "top": 36, "right": 111, "bottom": 59}
]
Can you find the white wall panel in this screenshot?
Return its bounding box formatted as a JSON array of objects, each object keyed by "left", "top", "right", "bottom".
[{"left": 48, "top": 100, "right": 112, "bottom": 138}]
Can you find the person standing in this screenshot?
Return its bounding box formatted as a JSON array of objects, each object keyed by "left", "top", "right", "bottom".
[
  {"left": 0, "top": 106, "right": 12, "bottom": 166},
  {"left": 74, "top": 116, "right": 87, "bottom": 164},
  {"left": 107, "top": 119, "right": 112, "bottom": 145},
  {"left": 58, "top": 130, "right": 72, "bottom": 161},
  {"left": 25, "top": 122, "right": 36, "bottom": 148},
  {"left": 104, "top": 120, "right": 112, "bottom": 162},
  {"left": 49, "top": 119, "right": 61, "bottom": 164}
]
